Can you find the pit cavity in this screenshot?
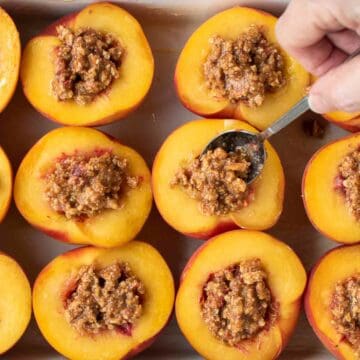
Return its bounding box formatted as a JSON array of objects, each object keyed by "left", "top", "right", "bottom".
[
  {"left": 65, "top": 262, "right": 145, "bottom": 335},
  {"left": 200, "top": 258, "right": 275, "bottom": 347},
  {"left": 44, "top": 150, "right": 140, "bottom": 219},
  {"left": 203, "top": 24, "right": 286, "bottom": 107}
]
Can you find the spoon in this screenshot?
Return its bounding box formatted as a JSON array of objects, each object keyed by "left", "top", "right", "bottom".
[{"left": 202, "top": 48, "right": 360, "bottom": 184}]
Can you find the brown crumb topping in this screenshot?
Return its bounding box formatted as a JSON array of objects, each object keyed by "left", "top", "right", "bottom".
[
  {"left": 330, "top": 274, "right": 360, "bottom": 355},
  {"left": 200, "top": 258, "right": 273, "bottom": 346},
  {"left": 203, "top": 25, "right": 286, "bottom": 107},
  {"left": 53, "top": 25, "right": 123, "bottom": 105},
  {"left": 338, "top": 148, "right": 360, "bottom": 221},
  {"left": 65, "top": 262, "right": 145, "bottom": 335},
  {"left": 171, "top": 147, "right": 251, "bottom": 216},
  {"left": 45, "top": 151, "right": 140, "bottom": 219}
]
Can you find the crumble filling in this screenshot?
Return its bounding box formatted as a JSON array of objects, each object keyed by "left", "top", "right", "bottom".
[
  {"left": 65, "top": 262, "right": 145, "bottom": 334},
  {"left": 203, "top": 25, "right": 286, "bottom": 107},
  {"left": 53, "top": 26, "right": 123, "bottom": 104}
]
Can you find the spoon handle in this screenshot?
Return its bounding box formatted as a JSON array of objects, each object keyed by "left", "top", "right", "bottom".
[
  {"left": 259, "top": 46, "right": 360, "bottom": 141},
  {"left": 259, "top": 96, "right": 309, "bottom": 140}
]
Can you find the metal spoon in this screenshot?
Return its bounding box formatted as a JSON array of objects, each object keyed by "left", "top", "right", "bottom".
[{"left": 202, "top": 48, "right": 360, "bottom": 184}]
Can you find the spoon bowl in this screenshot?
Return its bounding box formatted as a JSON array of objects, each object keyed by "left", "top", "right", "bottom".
[{"left": 202, "top": 129, "right": 266, "bottom": 184}]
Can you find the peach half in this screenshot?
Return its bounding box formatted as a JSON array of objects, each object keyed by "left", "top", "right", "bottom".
[
  {"left": 0, "top": 146, "right": 12, "bottom": 222},
  {"left": 302, "top": 133, "right": 360, "bottom": 244},
  {"left": 152, "top": 119, "right": 285, "bottom": 239},
  {"left": 305, "top": 244, "right": 360, "bottom": 359},
  {"left": 21, "top": 2, "right": 154, "bottom": 126},
  {"left": 0, "top": 252, "right": 31, "bottom": 354},
  {"left": 174, "top": 6, "right": 310, "bottom": 130},
  {"left": 14, "top": 127, "right": 152, "bottom": 247},
  {"left": 0, "top": 7, "right": 20, "bottom": 114},
  {"left": 176, "top": 230, "right": 307, "bottom": 360},
  {"left": 323, "top": 111, "right": 360, "bottom": 133},
  {"left": 33, "top": 241, "right": 175, "bottom": 360}
]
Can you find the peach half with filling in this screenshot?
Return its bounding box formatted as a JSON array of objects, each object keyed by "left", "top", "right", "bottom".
[
  {"left": 305, "top": 244, "right": 360, "bottom": 359},
  {"left": 14, "top": 127, "right": 152, "bottom": 247},
  {"left": 0, "top": 7, "right": 20, "bottom": 114},
  {"left": 21, "top": 2, "right": 154, "bottom": 126},
  {"left": 302, "top": 133, "right": 360, "bottom": 244},
  {"left": 0, "top": 252, "right": 31, "bottom": 354},
  {"left": 152, "top": 119, "right": 284, "bottom": 239},
  {"left": 174, "top": 6, "right": 310, "bottom": 130},
  {"left": 0, "top": 146, "right": 12, "bottom": 222},
  {"left": 33, "top": 241, "right": 174, "bottom": 360},
  {"left": 176, "top": 230, "right": 307, "bottom": 360}
]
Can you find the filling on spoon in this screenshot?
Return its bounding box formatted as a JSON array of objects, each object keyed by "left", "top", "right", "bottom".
[{"left": 171, "top": 147, "right": 253, "bottom": 215}]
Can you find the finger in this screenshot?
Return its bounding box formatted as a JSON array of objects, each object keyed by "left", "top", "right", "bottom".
[
  {"left": 276, "top": 0, "right": 360, "bottom": 73},
  {"left": 327, "top": 29, "right": 360, "bottom": 54},
  {"left": 287, "top": 39, "right": 348, "bottom": 76},
  {"left": 309, "top": 56, "right": 360, "bottom": 113}
]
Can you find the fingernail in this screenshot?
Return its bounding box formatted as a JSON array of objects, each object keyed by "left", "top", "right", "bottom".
[{"left": 308, "top": 94, "right": 331, "bottom": 114}]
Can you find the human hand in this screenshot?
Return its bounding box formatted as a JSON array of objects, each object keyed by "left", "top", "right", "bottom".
[{"left": 276, "top": 0, "right": 360, "bottom": 114}]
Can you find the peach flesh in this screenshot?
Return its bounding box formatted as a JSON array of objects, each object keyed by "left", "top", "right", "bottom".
[
  {"left": 0, "top": 146, "right": 12, "bottom": 223},
  {"left": 0, "top": 252, "right": 32, "bottom": 354},
  {"left": 0, "top": 7, "right": 20, "bottom": 114}
]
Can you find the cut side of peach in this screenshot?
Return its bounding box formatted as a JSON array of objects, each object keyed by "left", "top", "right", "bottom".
[
  {"left": 174, "top": 6, "right": 310, "bottom": 130},
  {"left": 0, "top": 146, "right": 12, "bottom": 223},
  {"left": 0, "top": 7, "right": 20, "bottom": 114},
  {"left": 21, "top": 2, "right": 154, "bottom": 126},
  {"left": 305, "top": 244, "right": 360, "bottom": 359},
  {"left": 152, "top": 119, "right": 284, "bottom": 239},
  {"left": 323, "top": 111, "right": 360, "bottom": 133},
  {"left": 14, "top": 127, "right": 152, "bottom": 247},
  {"left": 303, "top": 133, "right": 360, "bottom": 244},
  {"left": 0, "top": 252, "right": 31, "bottom": 354},
  {"left": 176, "top": 230, "right": 307, "bottom": 360},
  {"left": 33, "top": 242, "right": 174, "bottom": 360}
]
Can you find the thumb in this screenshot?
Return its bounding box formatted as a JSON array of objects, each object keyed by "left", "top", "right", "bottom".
[{"left": 309, "top": 56, "right": 360, "bottom": 114}]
